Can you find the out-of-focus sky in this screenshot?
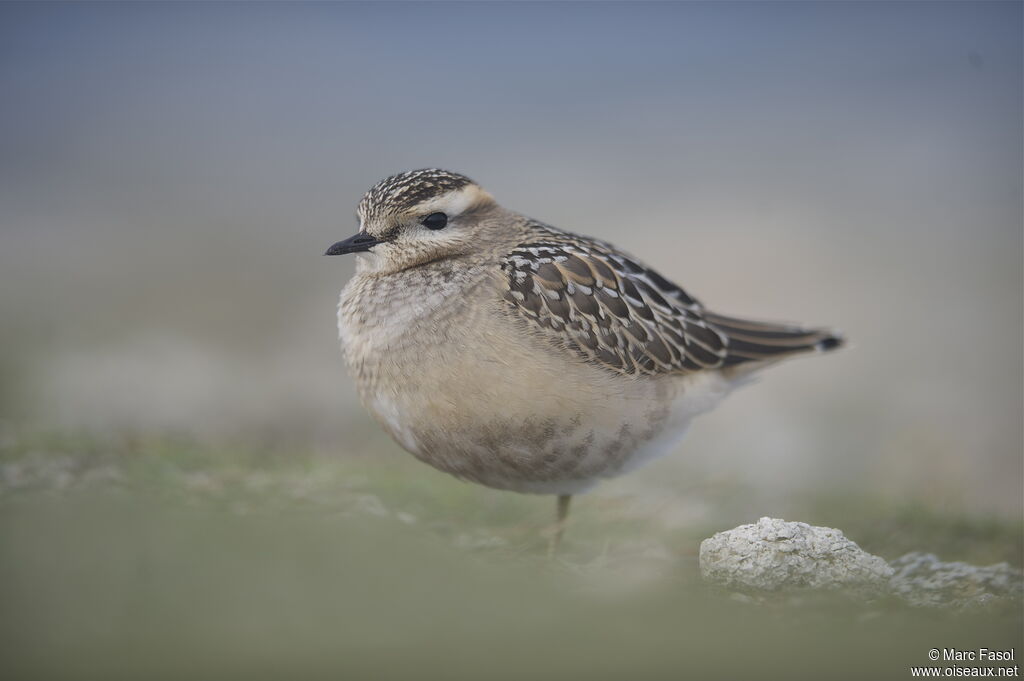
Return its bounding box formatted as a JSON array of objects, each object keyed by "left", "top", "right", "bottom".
[{"left": 1, "top": 2, "right": 1020, "bottom": 515}]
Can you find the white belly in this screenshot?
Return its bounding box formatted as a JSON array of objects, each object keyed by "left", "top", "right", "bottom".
[
  {"left": 363, "top": 351, "right": 739, "bottom": 496},
  {"left": 338, "top": 278, "right": 743, "bottom": 496}
]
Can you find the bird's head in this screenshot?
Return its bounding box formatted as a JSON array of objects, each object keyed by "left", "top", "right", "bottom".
[{"left": 326, "top": 169, "right": 499, "bottom": 274}]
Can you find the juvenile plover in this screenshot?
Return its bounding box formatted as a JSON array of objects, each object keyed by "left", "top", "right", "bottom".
[{"left": 327, "top": 169, "right": 842, "bottom": 544}]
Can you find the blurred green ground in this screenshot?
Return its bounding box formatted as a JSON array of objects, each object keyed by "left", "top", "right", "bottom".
[{"left": 1, "top": 430, "right": 1020, "bottom": 681}]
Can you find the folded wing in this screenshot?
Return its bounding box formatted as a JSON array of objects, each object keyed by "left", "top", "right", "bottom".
[{"left": 500, "top": 227, "right": 842, "bottom": 376}]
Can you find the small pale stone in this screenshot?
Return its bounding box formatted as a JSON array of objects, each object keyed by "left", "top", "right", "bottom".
[{"left": 699, "top": 517, "right": 893, "bottom": 597}]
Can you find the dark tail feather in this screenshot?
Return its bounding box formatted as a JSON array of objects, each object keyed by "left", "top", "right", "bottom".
[{"left": 703, "top": 311, "right": 844, "bottom": 367}]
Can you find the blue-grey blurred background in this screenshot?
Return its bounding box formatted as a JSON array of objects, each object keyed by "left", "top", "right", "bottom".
[{"left": 1, "top": 1, "right": 1021, "bottom": 517}]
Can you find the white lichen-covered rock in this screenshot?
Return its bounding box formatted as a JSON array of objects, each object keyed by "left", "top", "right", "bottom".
[
  {"left": 889, "top": 552, "right": 1024, "bottom": 609},
  {"left": 699, "top": 517, "right": 893, "bottom": 596}
]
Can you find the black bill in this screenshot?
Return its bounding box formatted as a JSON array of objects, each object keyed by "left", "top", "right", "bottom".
[{"left": 324, "top": 233, "right": 382, "bottom": 256}]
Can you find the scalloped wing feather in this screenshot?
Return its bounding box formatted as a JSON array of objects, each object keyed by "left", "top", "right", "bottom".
[{"left": 500, "top": 227, "right": 841, "bottom": 377}]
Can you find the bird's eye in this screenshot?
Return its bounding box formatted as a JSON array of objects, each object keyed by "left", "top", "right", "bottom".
[{"left": 422, "top": 212, "right": 448, "bottom": 230}]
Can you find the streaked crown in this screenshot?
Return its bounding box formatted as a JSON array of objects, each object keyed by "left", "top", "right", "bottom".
[{"left": 357, "top": 169, "right": 478, "bottom": 224}]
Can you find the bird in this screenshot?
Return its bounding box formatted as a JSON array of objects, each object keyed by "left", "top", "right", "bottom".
[{"left": 327, "top": 168, "right": 843, "bottom": 550}]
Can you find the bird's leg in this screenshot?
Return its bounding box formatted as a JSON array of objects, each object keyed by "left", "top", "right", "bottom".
[{"left": 547, "top": 494, "right": 572, "bottom": 558}]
